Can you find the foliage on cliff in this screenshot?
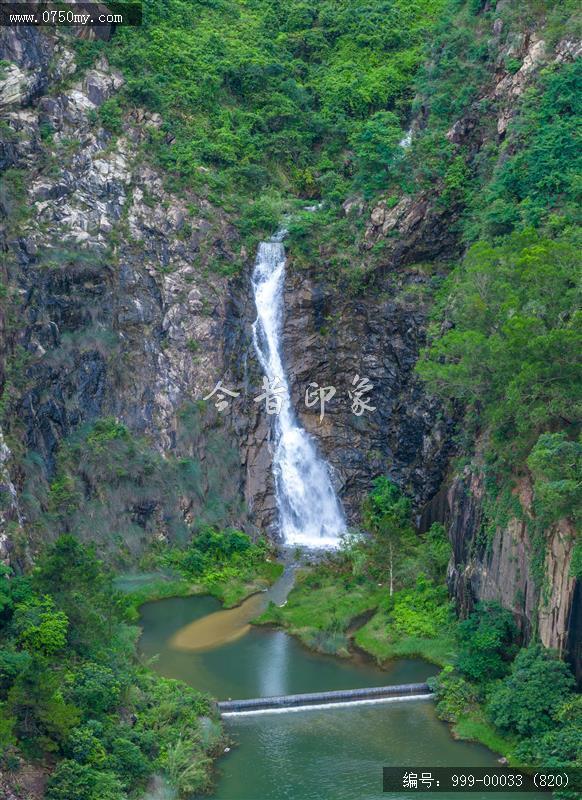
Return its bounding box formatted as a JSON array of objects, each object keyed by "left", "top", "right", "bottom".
[
  {"left": 407, "top": 1, "right": 581, "bottom": 584},
  {"left": 76, "top": 0, "right": 446, "bottom": 240},
  {"left": 13, "top": 414, "right": 243, "bottom": 566},
  {"left": 417, "top": 231, "right": 581, "bottom": 472}
]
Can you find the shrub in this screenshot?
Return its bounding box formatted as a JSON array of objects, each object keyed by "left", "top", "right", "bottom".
[
  {"left": 391, "top": 575, "right": 452, "bottom": 638},
  {"left": 456, "top": 602, "right": 518, "bottom": 684},
  {"left": 432, "top": 665, "right": 480, "bottom": 723},
  {"left": 488, "top": 645, "right": 576, "bottom": 738},
  {"left": 352, "top": 111, "right": 404, "bottom": 192},
  {"left": 97, "top": 98, "right": 123, "bottom": 134},
  {"left": 68, "top": 664, "right": 122, "bottom": 715},
  {"left": 45, "top": 760, "right": 127, "bottom": 800},
  {"left": 12, "top": 598, "right": 69, "bottom": 656},
  {"left": 527, "top": 433, "right": 582, "bottom": 527}
]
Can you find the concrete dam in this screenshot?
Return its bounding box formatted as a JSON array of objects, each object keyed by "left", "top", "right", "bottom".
[{"left": 218, "top": 682, "right": 433, "bottom": 716}]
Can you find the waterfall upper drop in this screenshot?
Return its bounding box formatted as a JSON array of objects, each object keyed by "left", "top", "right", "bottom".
[{"left": 251, "top": 232, "right": 346, "bottom": 548}]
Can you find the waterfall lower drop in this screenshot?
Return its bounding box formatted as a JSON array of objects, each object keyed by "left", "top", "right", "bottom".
[{"left": 251, "top": 231, "right": 346, "bottom": 548}]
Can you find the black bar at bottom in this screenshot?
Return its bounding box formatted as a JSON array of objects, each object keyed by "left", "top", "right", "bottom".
[{"left": 383, "top": 767, "right": 582, "bottom": 793}]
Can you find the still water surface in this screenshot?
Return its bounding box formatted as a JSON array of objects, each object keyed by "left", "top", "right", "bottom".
[{"left": 139, "top": 595, "right": 546, "bottom": 800}]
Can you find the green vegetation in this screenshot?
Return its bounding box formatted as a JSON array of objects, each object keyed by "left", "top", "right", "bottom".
[
  {"left": 394, "top": 2, "right": 581, "bottom": 233},
  {"left": 470, "top": 60, "right": 581, "bottom": 239},
  {"left": 353, "top": 579, "right": 456, "bottom": 667},
  {"left": 260, "top": 480, "right": 455, "bottom": 664},
  {"left": 433, "top": 634, "right": 580, "bottom": 779},
  {"left": 417, "top": 231, "right": 581, "bottom": 472},
  {"left": 264, "top": 478, "right": 579, "bottom": 779},
  {"left": 263, "top": 1, "right": 581, "bottom": 774},
  {"left": 15, "top": 413, "right": 243, "bottom": 566},
  {"left": 77, "top": 0, "right": 446, "bottom": 210},
  {"left": 455, "top": 602, "right": 518, "bottom": 684},
  {"left": 138, "top": 526, "right": 283, "bottom": 608},
  {"left": 488, "top": 645, "right": 575, "bottom": 739},
  {"left": 527, "top": 433, "right": 582, "bottom": 531},
  {"left": 259, "top": 566, "right": 383, "bottom": 657},
  {"left": 0, "top": 528, "right": 280, "bottom": 795},
  {"left": 0, "top": 536, "right": 223, "bottom": 799},
  {"left": 432, "top": 667, "right": 517, "bottom": 755},
  {"left": 2, "top": 0, "right": 580, "bottom": 793},
  {"left": 68, "top": 0, "right": 455, "bottom": 272},
  {"left": 115, "top": 574, "right": 194, "bottom": 610},
  {"left": 408, "top": 5, "right": 581, "bottom": 582}
]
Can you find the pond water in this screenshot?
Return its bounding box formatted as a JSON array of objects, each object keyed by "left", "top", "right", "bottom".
[{"left": 139, "top": 594, "right": 547, "bottom": 800}]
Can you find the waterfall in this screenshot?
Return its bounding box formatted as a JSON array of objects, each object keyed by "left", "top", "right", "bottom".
[
  {"left": 251, "top": 231, "right": 346, "bottom": 548},
  {"left": 399, "top": 128, "right": 413, "bottom": 149},
  {"left": 0, "top": 430, "right": 23, "bottom": 528},
  {"left": 0, "top": 429, "right": 24, "bottom": 562}
]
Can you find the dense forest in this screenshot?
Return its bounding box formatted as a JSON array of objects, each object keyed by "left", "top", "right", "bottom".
[{"left": 0, "top": 0, "right": 580, "bottom": 798}]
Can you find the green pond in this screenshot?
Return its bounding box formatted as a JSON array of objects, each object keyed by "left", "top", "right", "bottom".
[{"left": 139, "top": 594, "right": 547, "bottom": 800}]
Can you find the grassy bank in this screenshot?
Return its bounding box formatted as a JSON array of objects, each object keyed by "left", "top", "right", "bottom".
[
  {"left": 206, "top": 560, "right": 284, "bottom": 608},
  {"left": 115, "top": 572, "right": 197, "bottom": 612},
  {"left": 257, "top": 567, "right": 384, "bottom": 657},
  {"left": 256, "top": 558, "right": 456, "bottom": 667},
  {"left": 354, "top": 609, "right": 456, "bottom": 667},
  {"left": 451, "top": 712, "right": 516, "bottom": 758}
]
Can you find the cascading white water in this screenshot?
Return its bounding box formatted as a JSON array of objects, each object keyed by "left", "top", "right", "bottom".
[
  {"left": 251, "top": 231, "right": 346, "bottom": 548},
  {"left": 0, "top": 429, "right": 24, "bottom": 528}
]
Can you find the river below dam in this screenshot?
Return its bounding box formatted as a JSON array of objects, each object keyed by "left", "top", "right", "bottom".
[{"left": 138, "top": 592, "right": 547, "bottom": 800}]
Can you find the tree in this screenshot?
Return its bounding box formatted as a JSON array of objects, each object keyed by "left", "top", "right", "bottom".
[
  {"left": 12, "top": 598, "right": 69, "bottom": 656},
  {"left": 514, "top": 698, "right": 581, "bottom": 767},
  {"left": 68, "top": 664, "right": 122, "bottom": 716},
  {"left": 33, "top": 536, "right": 124, "bottom": 656},
  {"left": 456, "top": 602, "right": 518, "bottom": 683},
  {"left": 352, "top": 111, "right": 404, "bottom": 191},
  {"left": 0, "top": 649, "right": 32, "bottom": 696},
  {"left": 64, "top": 725, "right": 107, "bottom": 767},
  {"left": 7, "top": 666, "right": 81, "bottom": 751},
  {"left": 417, "top": 232, "right": 581, "bottom": 466},
  {"left": 34, "top": 536, "right": 109, "bottom": 600},
  {"left": 418, "top": 523, "right": 452, "bottom": 583},
  {"left": 488, "top": 645, "right": 575, "bottom": 737},
  {"left": 527, "top": 433, "right": 582, "bottom": 527},
  {"left": 362, "top": 477, "right": 416, "bottom": 595},
  {"left": 0, "top": 702, "right": 16, "bottom": 752}
]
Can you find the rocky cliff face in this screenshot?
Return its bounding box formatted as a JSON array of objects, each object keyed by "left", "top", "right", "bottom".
[
  {"left": 0, "top": 20, "right": 578, "bottom": 674},
  {"left": 281, "top": 264, "right": 454, "bottom": 524},
  {"left": 0, "top": 27, "right": 249, "bottom": 562},
  {"left": 360, "top": 17, "right": 581, "bottom": 676},
  {"left": 0, "top": 25, "right": 457, "bottom": 554},
  {"left": 447, "top": 468, "right": 580, "bottom": 678}
]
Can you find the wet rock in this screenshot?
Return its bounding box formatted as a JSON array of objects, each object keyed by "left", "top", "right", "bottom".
[{"left": 277, "top": 266, "right": 455, "bottom": 523}]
